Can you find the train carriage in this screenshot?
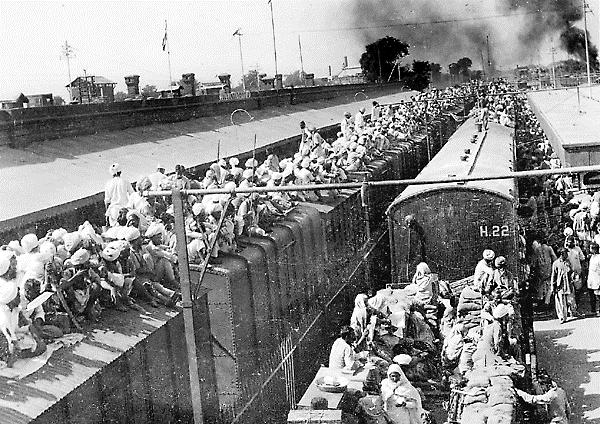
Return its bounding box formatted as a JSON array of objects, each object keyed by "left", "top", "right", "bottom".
[{"left": 387, "top": 117, "right": 519, "bottom": 285}]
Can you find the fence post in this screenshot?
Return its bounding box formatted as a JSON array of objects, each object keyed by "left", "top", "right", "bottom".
[{"left": 172, "top": 188, "right": 205, "bottom": 423}]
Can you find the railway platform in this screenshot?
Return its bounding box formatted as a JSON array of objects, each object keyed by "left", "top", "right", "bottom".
[
  {"left": 0, "top": 90, "right": 414, "bottom": 223},
  {"left": 535, "top": 306, "right": 600, "bottom": 424}
]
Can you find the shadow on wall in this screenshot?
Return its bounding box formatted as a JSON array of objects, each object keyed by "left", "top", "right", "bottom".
[{"left": 535, "top": 326, "right": 600, "bottom": 424}]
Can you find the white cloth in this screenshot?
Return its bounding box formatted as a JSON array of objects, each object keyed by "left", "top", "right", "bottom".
[
  {"left": 588, "top": 254, "right": 600, "bottom": 290},
  {"left": 328, "top": 338, "right": 356, "bottom": 369},
  {"left": 104, "top": 176, "right": 133, "bottom": 209},
  {"left": 148, "top": 171, "right": 167, "bottom": 191}
]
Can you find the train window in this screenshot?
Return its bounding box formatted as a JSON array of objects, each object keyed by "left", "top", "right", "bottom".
[{"left": 582, "top": 171, "right": 600, "bottom": 189}]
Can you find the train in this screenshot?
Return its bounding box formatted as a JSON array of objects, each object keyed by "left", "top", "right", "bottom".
[
  {"left": 0, "top": 98, "right": 475, "bottom": 424},
  {"left": 387, "top": 117, "right": 520, "bottom": 284}
]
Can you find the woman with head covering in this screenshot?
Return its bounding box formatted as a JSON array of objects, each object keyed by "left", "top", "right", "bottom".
[
  {"left": 350, "top": 293, "right": 369, "bottom": 339},
  {"left": 380, "top": 364, "right": 423, "bottom": 424},
  {"left": 410, "top": 262, "right": 436, "bottom": 305}
]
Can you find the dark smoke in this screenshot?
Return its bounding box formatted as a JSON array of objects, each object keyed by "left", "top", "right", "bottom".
[
  {"left": 350, "top": 0, "right": 598, "bottom": 69},
  {"left": 560, "top": 25, "right": 599, "bottom": 69}
]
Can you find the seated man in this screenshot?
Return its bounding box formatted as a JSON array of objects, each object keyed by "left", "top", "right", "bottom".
[
  {"left": 144, "top": 222, "right": 179, "bottom": 289},
  {"left": 329, "top": 325, "right": 362, "bottom": 370},
  {"left": 20, "top": 278, "right": 63, "bottom": 341}
]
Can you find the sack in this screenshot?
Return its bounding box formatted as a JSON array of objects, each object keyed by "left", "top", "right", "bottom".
[
  {"left": 465, "top": 368, "right": 490, "bottom": 388},
  {"left": 487, "top": 386, "right": 516, "bottom": 407},
  {"left": 460, "top": 403, "right": 488, "bottom": 424},
  {"left": 486, "top": 404, "right": 514, "bottom": 424}
]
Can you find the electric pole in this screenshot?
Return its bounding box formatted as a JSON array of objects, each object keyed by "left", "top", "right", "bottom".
[
  {"left": 583, "top": 0, "right": 592, "bottom": 97},
  {"left": 60, "top": 41, "right": 75, "bottom": 101},
  {"left": 551, "top": 39, "right": 557, "bottom": 89},
  {"left": 268, "top": 0, "right": 278, "bottom": 77},
  {"left": 233, "top": 29, "right": 246, "bottom": 91}
]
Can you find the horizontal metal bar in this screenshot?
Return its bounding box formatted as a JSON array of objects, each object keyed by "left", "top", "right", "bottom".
[{"left": 143, "top": 164, "right": 600, "bottom": 198}]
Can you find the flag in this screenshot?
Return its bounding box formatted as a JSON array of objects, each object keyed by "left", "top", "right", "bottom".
[
  {"left": 162, "top": 21, "right": 168, "bottom": 51},
  {"left": 233, "top": 28, "right": 240, "bottom": 37}
]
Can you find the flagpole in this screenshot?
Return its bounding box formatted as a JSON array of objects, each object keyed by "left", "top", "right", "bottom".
[
  {"left": 165, "top": 19, "right": 173, "bottom": 93},
  {"left": 298, "top": 34, "right": 305, "bottom": 85},
  {"left": 268, "top": 0, "right": 278, "bottom": 77}
]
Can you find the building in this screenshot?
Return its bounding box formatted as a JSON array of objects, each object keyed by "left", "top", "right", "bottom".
[
  {"left": 67, "top": 76, "right": 117, "bottom": 103},
  {"left": 331, "top": 65, "right": 366, "bottom": 85},
  {"left": 0, "top": 93, "right": 53, "bottom": 109},
  {"left": 156, "top": 85, "right": 183, "bottom": 98}
]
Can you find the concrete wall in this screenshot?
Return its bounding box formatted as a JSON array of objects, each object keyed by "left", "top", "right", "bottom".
[
  {"left": 0, "top": 83, "right": 402, "bottom": 147},
  {"left": 0, "top": 124, "right": 341, "bottom": 244}
]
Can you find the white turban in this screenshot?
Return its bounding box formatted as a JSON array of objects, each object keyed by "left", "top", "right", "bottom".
[
  {"left": 110, "top": 163, "right": 121, "bottom": 175},
  {"left": 70, "top": 249, "right": 90, "bottom": 266},
  {"left": 145, "top": 222, "right": 165, "bottom": 238},
  {"left": 21, "top": 234, "right": 39, "bottom": 253},
  {"left": 0, "top": 279, "right": 17, "bottom": 305},
  {"left": 0, "top": 251, "right": 13, "bottom": 276},
  {"left": 229, "top": 157, "right": 239, "bottom": 167}
]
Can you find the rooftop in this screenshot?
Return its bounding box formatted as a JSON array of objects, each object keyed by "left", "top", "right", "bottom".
[
  {"left": 528, "top": 86, "right": 600, "bottom": 166},
  {"left": 388, "top": 116, "right": 515, "bottom": 209}
]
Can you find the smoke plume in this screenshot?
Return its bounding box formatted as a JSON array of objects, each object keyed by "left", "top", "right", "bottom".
[{"left": 350, "top": 0, "right": 597, "bottom": 70}]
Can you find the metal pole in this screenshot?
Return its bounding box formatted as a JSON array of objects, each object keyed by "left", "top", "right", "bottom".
[
  {"left": 144, "top": 165, "right": 600, "bottom": 198},
  {"left": 551, "top": 39, "right": 557, "bottom": 89},
  {"left": 298, "top": 34, "right": 305, "bottom": 85},
  {"left": 269, "top": 0, "right": 278, "bottom": 76},
  {"left": 425, "top": 112, "right": 431, "bottom": 161},
  {"left": 377, "top": 43, "right": 382, "bottom": 83},
  {"left": 165, "top": 20, "right": 173, "bottom": 93},
  {"left": 236, "top": 32, "right": 246, "bottom": 91},
  {"left": 172, "top": 188, "right": 205, "bottom": 424},
  {"left": 583, "top": 0, "right": 592, "bottom": 98}
]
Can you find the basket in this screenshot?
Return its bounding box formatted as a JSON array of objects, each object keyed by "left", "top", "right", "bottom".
[{"left": 316, "top": 376, "right": 349, "bottom": 393}]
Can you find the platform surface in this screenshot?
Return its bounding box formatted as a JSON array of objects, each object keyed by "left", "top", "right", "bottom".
[{"left": 0, "top": 91, "right": 414, "bottom": 222}]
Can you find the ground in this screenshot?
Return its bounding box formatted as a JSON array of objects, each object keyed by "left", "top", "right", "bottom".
[{"left": 535, "top": 300, "right": 600, "bottom": 423}]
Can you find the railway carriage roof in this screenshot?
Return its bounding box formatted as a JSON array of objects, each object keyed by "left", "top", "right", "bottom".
[{"left": 388, "top": 117, "right": 516, "bottom": 212}]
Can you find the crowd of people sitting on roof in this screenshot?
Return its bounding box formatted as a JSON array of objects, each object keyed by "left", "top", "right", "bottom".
[{"left": 0, "top": 85, "right": 478, "bottom": 368}]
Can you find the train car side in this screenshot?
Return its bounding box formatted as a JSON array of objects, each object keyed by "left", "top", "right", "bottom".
[{"left": 387, "top": 118, "right": 518, "bottom": 285}]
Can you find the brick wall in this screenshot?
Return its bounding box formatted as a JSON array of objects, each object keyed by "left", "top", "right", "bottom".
[{"left": 0, "top": 83, "right": 403, "bottom": 147}]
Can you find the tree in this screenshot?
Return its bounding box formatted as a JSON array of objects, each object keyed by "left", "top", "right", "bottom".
[
  {"left": 430, "top": 63, "right": 442, "bottom": 81},
  {"left": 456, "top": 57, "right": 473, "bottom": 79},
  {"left": 232, "top": 70, "right": 267, "bottom": 92},
  {"left": 53, "top": 95, "right": 65, "bottom": 106},
  {"left": 141, "top": 85, "right": 158, "bottom": 97},
  {"left": 114, "top": 91, "right": 127, "bottom": 102},
  {"left": 409, "top": 61, "right": 432, "bottom": 91},
  {"left": 359, "top": 36, "right": 410, "bottom": 83},
  {"left": 284, "top": 70, "right": 304, "bottom": 87}
]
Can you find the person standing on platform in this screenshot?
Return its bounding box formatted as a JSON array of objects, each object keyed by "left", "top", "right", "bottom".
[
  {"left": 104, "top": 163, "right": 133, "bottom": 227},
  {"left": 587, "top": 242, "right": 600, "bottom": 316},
  {"left": 551, "top": 248, "right": 577, "bottom": 323},
  {"left": 565, "top": 236, "right": 586, "bottom": 312}
]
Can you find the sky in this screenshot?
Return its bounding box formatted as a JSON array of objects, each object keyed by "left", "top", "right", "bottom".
[{"left": 0, "top": 0, "right": 599, "bottom": 100}]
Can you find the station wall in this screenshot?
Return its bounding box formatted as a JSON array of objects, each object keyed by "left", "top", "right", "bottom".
[{"left": 0, "top": 83, "right": 403, "bottom": 147}]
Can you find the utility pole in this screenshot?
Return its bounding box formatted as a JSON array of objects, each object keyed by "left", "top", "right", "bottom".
[
  {"left": 268, "top": 0, "right": 278, "bottom": 77},
  {"left": 583, "top": 0, "right": 592, "bottom": 97},
  {"left": 377, "top": 43, "right": 382, "bottom": 83},
  {"left": 233, "top": 29, "right": 246, "bottom": 91},
  {"left": 298, "top": 34, "right": 305, "bottom": 85},
  {"left": 480, "top": 50, "right": 486, "bottom": 81},
  {"left": 60, "top": 41, "right": 75, "bottom": 101},
  {"left": 551, "top": 39, "right": 557, "bottom": 89},
  {"left": 486, "top": 35, "right": 492, "bottom": 79}
]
